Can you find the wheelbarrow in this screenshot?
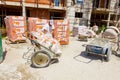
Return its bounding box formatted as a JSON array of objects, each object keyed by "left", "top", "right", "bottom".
[
  {"left": 85, "top": 38, "right": 112, "bottom": 62},
  {"left": 23, "top": 34, "right": 60, "bottom": 68}
]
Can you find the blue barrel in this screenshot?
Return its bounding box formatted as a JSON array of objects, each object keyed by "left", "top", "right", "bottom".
[
  {"left": 54, "top": 0, "right": 59, "bottom": 6},
  {"left": 0, "top": 31, "right": 3, "bottom": 63}
]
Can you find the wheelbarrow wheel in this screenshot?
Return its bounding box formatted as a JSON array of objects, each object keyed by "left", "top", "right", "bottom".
[
  {"left": 105, "top": 48, "right": 111, "bottom": 62},
  {"left": 31, "top": 50, "right": 51, "bottom": 68},
  {"left": 85, "top": 47, "right": 90, "bottom": 56}
]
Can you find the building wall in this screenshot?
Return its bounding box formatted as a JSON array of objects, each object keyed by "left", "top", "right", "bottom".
[
  {"left": 2, "top": 0, "right": 66, "bottom": 6},
  {"left": 30, "top": 9, "right": 50, "bottom": 19},
  {"left": 66, "top": 0, "right": 75, "bottom": 30},
  {"left": 25, "top": 0, "right": 50, "bottom": 4},
  {"left": 67, "top": 0, "right": 120, "bottom": 28},
  {"left": 0, "top": 0, "right": 66, "bottom": 26},
  {"left": 5, "top": 0, "right": 20, "bottom": 2}
]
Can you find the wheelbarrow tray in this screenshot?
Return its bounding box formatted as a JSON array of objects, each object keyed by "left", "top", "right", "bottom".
[
  {"left": 30, "top": 39, "right": 56, "bottom": 58},
  {"left": 86, "top": 38, "right": 112, "bottom": 61},
  {"left": 24, "top": 37, "right": 59, "bottom": 68}
]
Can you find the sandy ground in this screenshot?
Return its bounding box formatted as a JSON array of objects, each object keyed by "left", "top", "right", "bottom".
[{"left": 0, "top": 37, "right": 120, "bottom": 80}]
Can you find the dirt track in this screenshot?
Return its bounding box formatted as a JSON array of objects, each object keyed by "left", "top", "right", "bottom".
[{"left": 0, "top": 37, "right": 120, "bottom": 80}]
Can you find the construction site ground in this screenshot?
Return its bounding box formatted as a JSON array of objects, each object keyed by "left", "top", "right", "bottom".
[{"left": 0, "top": 37, "right": 120, "bottom": 80}]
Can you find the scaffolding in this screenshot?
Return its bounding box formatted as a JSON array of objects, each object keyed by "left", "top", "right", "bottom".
[{"left": 91, "top": 0, "right": 120, "bottom": 27}]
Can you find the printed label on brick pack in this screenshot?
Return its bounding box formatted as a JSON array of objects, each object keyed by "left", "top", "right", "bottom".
[{"left": 13, "top": 21, "right": 24, "bottom": 27}]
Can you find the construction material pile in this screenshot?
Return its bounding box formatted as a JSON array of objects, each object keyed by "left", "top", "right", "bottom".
[
  {"left": 54, "top": 20, "right": 70, "bottom": 45},
  {"left": 78, "top": 26, "right": 96, "bottom": 37},
  {"left": 73, "top": 25, "right": 96, "bottom": 39},
  {"left": 28, "top": 18, "right": 70, "bottom": 45},
  {"left": 4, "top": 16, "right": 26, "bottom": 42},
  {"left": 28, "top": 17, "right": 47, "bottom": 34},
  {"left": 28, "top": 18, "right": 62, "bottom": 54}
]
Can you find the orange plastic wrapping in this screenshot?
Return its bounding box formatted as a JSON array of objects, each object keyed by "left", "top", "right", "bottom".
[
  {"left": 4, "top": 16, "right": 27, "bottom": 42},
  {"left": 28, "top": 17, "right": 39, "bottom": 33},
  {"left": 28, "top": 17, "right": 48, "bottom": 32},
  {"left": 28, "top": 17, "right": 48, "bottom": 38},
  {"left": 54, "top": 19, "right": 70, "bottom": 45}
]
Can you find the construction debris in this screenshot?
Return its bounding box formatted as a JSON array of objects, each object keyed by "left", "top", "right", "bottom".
[
  {"left": 78, "top": 25, "right": 96, "bottom": 41},
  {"left": 0, "top": 64, "right": 41, "bottom": 80}
]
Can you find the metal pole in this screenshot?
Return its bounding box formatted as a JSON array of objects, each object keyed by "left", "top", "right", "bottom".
[
  {"left": 107, "top": 13, "right": 111, "bottom": 27},
  {"left": 22, "top": 0, "right": 26, "bottom": 17},
  {"left": 87, "top": 1, "right": 92, "bottom": 27}
]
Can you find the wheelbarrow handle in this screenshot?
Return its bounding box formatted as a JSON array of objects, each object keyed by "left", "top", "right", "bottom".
[{"left": 22, "top": 32, "right": 56, "bottom": 55}]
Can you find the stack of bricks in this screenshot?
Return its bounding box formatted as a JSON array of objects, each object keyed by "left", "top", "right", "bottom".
[{"left": 4, "top": 16, "right": 27, "bottom": 42}]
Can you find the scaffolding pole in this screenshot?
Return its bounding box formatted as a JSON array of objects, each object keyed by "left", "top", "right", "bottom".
[
  {"left": 22, "top": 0, "right": 26, "bottom": 17},
  {"left": 107, "top": 13, "right": 111, "bottom": 27}
]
